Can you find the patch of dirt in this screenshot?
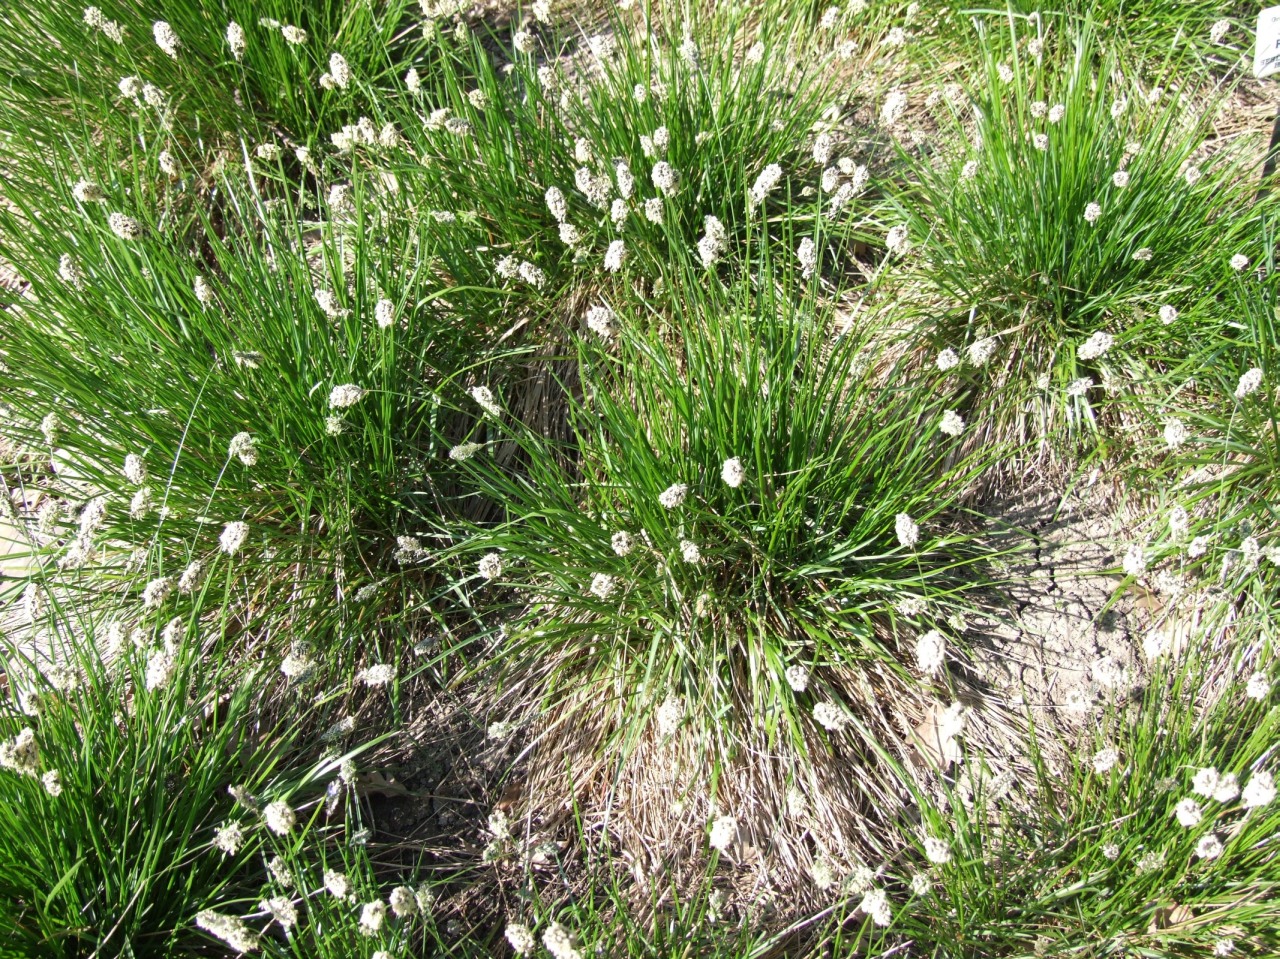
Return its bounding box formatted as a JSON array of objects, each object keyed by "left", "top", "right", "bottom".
[{"left": 972, "top": 480, "right": 1150, "bottom": 742}]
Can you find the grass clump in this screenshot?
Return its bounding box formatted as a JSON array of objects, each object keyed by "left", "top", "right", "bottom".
[
  {"left": 0, "top": 1, "right": 423, "bottom": 168},
  {"left": 0, "top": 615, "right": 293, "bottom": 958},
  {"left": 1131, "top": 218, "right": 1280, "bottom": 632},
  {"left": 194, "top": 828, "right": 439, "bottom": 958},
  {"left": 444, "top": 257, "right": 1008, "bottom": 881},
  {"left": 386, "top": 3, "right": 872, "bottom": 333},
  {"left": 894, "top": 651, "right": 1280, "bottom": 958},
  {"left": 897, "top": 25, "right": 1266, "bottom": 448},
  {"left": 0, "top": 149, "right": 476, "bottom": 651}
]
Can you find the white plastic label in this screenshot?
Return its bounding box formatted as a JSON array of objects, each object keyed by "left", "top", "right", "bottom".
[{"left": 1256, "top": 6, "right": 1280, "bottom": 78}]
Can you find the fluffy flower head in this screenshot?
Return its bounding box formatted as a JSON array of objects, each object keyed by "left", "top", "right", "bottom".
[
  {"left": 220, "top": 521, "right": 249, "bottom": 556},
  {"left": 895, "top": 512, "right": 919, "bottom": 548},
  {"left": 658, "top": 483, "right": 688, "bottom": 508},
  {"left": 329, "top": 384, "right": 365, "bottom": 408}
]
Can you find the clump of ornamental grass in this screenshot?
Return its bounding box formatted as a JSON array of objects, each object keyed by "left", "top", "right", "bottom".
[
  {"left": 196, "top": 814, "right": 439, "bottom": 958},
  {"left": 1126, "top": 224, "right": 1279, "bottom": 631},
  {"left": 494, "top": 821, "right": 819, "bottom": 959},
  {"left": 890, "top": 634, "right": 1280, "bottom": 958},
  {"left": 929, "top": 4, "right": 1247, "bottom": 79},
  {"left": 1097, "top": 2, "right": 1249, "bottom": 75},
  {"left": 0, "top": 1, "right": 423, "bottom": 172},
  {"left": 440, "top": 257, "right": 1015, "bottom": 893},
  {"left": 0, "top": 609, "right": 301, "bottom": 958},
  {"left": 388, "top": 1, "right": 876, "bottom": 332},
  {"left": 894, "top": 24, "right": 1269, "bottom": 455},
  {"left": 0, "top": 144, "right": 476, "bottom": 660},
  {"left": 803, "top": 0, "right": 972, "bottom": 83}
]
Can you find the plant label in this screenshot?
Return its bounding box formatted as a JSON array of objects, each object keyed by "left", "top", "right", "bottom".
[{"left": 1255, "top": 6, "right": 1280, "bottom": 78}]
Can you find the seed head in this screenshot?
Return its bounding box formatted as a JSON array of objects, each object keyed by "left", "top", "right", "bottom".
[
  {"left": 939, "top": 410, "right": 964, "bottom": 436},
  {"left": 389, "top": 885, "right": 418, "bottom": 918},
  {"left": 915, "top": 630, "right": 945, "bottom": 673},
  {"left": 226, "top": 21, "right": 246, "bottom": 60},
  {"left": 123, "top": 453, "right": 147, "bottom": 485},
  {"left": 749, "top": 163, "right": 783, "bottom": 206},
  {"left": 797, "top": 237, "right": 818, "bottom": 277},
  {"left": 321, "top": 52, "right": 351, "bottom": 90},
  {"left": 1173, "top": 797, "right": 1202, "bottom": 827},
  {"left": 698, "top": 215, "right": 728, "bottom": 267},
  {"left": 1121, "top": 543, "right": 1146, "bottom": 577},
  {"left": 651, "top": 161, "right": 679, "bottom": 196},
  {"left": 213, "top": 821, "right": 244, "bottom": 855},
  {"left": 1242, "top": 770, "right": 1275, "bottom": 808},
  {"left": 545, "top": 186, "right": 567, "bottom": 222},
  {"left": 0, "top": 727, "right": 39, "bottom": 777},
  {"left": 542, "top": 921, "right": 580, "bottom": 959},
  {"left": 923, "top": 836, "right": 950, "bottom": 864},
  {"left": 967, "top": 337, "right": 997, "bottom": 366},
  {"left": 195, "top": 910, "right": 258, "bottom": 953},
  {"left": 72, "top": 179, "right": 104, "bottom": 203},
  {"left": 478, "top": 552, "right": 503, "bottom": 581},
  {"left": 1246, "top": 672, "right": 1270, "bottom": 700},
  {"left": 720, "top": 457, "right": 745, "bottom": 488},
  {"left": 1194, "top": 833, "right": 1223, "bottom": 859},
  {"left": 585, "top": 305, "right": 614, "bottom": 339},
  {"left": 142, "top": 575, "right": 173, "bottom": 609},
  {"left": 1234, "top": 367, "right": 1262, "bottom": 399},
  {"left": 220, "top": 521, "right": 249, "bottom": 556},
  {"left": 1091, "top": 748, "right": 1120, "bottom": 774},
  {"left": 108, "top": 213, "right": 141, "bottom": 240},
  {"left": 1077, "top": 331, "right": 1114, "bottom": 361},
  {"left": 895, "top": 512, "right": 919, "bottom": 548},
  {"left": 507, "top": 922, "right": 536, "bottom": 954},
  {"left": 860, "top": 887, "right": 892, "bottom": 926},
  {"left": 658, "top": 483, "right": 688, "bottom": 508},
  {"left": 470, "top": 385, "right": 501, "bottom": 416},
  {"left": 152, "top": 21, "right": 180, "bottom": 58},
  {"left": 708, "top": 815, "right": 737, "bottom": 852},
  {"left": 228, "top": 431, "right": 258, "bottom": 465},
  {"left": 813, "top": 701, "right": 844, "bottom": 730},
  {"left": 615, "top": 161, "right": 634, "bottom": 199},
  {"left": 375, "top": 298, "right": 395, "bottom": 329},
  {"left": 813, "top": 133, "right": 835, "bottom": 165},
  {"left": 603, "top": 239, "right": 627, "bottom": 272},
  {"left": 319, "top": 869, "right": 356, "bottom": 902}
]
